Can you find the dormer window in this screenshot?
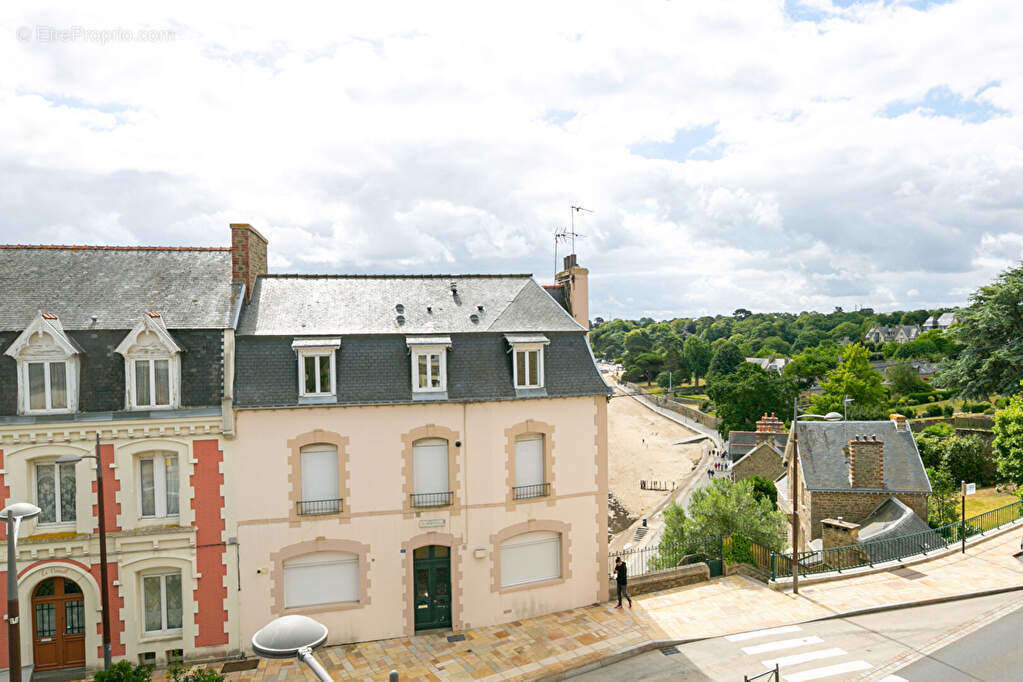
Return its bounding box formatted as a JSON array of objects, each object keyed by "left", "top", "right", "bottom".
[
  {"left": 505, "top": 334, "right": 550, "bottom": 390},
  {"left": 292, "top": 338, "right": 339, "bottom": 400},
  {"left": 115, "top": 312, "right": 182, "bottom": 410},
  {"left": 406, "top": 336, "right": 451, "bottom": 395},
  {"left": 4, "top": 312, "right": 81, "bottom": 415}
]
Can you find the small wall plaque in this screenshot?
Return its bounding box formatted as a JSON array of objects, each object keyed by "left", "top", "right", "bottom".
[{"left": 419, "top": 519, "right": 445, "bottom": 528}]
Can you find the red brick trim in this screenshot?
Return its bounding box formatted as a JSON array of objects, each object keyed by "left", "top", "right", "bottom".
[
  {"left": 0, "top": 449, "right": 10, "bottom": 540},
  {"left": 190, "top": 439, "right": 228, "bottom": 647},
  {"left": 91, "top": 562, "right": 126, "bottom": 657},
  {"left": 92, "top": 444, "right": 122, "bottom": 533}
]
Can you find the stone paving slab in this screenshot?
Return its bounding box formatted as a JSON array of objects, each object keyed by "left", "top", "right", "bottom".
[{"left": 205, "top": 527, "right": 1023, "bottom": 681}]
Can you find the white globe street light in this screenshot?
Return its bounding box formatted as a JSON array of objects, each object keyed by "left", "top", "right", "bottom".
[
  {"left": 252, "top": 615, "right": 331, "bottom": 681},
  {"left": 2, "top": 502, "right": 41, "bottom": 682}
]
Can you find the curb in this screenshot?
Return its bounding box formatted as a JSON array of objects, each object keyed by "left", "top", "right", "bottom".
[{"left": 543, "top": 584, "right": 1023, "bottom": 680}]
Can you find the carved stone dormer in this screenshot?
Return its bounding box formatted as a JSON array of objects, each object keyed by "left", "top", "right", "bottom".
[
  {"left": 4, "top": 312, "right": 82, "bottom": 414},
  {"left": 115, "top": 312, "right": 183, "bottom": 410}
]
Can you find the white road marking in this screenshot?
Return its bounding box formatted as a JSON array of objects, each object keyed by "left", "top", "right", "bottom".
[
  {"left": 761, "top": 647, "right": 847, "bottom": 668},
  {"left": 783, "top": 660, "right": 872, "bottom": 681},
  {"left": 741, "top": 636, "right": 824, "bottom": 655},
  {"left": 726, "top": 625, "right": 803, "bottom": 642},
  {"left": 878, "top": 677, "right": 908, "bottom": 682}
]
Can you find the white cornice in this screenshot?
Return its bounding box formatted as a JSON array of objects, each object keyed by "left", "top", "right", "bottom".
[{"left": 0, "top": 415, "right": 223, "bottom": 447}]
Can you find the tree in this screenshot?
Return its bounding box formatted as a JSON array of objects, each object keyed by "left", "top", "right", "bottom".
[
  {"left": 707, "top": 363, "right": 797, "bottom": 438},
  {"left": 624, "top": 328, "right": 653, "bottom": 356},
  {"left": 926, "top": 466, "right": 959, "bottom": 528},
  {"left": 784, "top": 344, "right": 841, "bottom": 390},
  {"left": 885, "top": 362, "right": 929, "bottom": 395},
  {"left": 708, "top": 340, "right": 745, "bottom": 380},
  {"left": 940, "top": 435, "right": 990, "bottom": 485},
  {"left": 937, "top": 263, "right": 1023, "bottom": 398},
  {"left": 733, "top": 308, "right": 752, "bottom": 320},
  {"left": 759, "top": 336, "right": 791, "bottom": 356},
  {"left": 658, "top": 478, "right": 786, "bottom": 567},
  {"left": 993, "top": 393, "right": 1023, "bottom": 489},
  {"left": 749, "top": 475, "right": 778, "bottom": 505},
  {"left": 683, "top": 335, "right": 712, "bottom": 386},
  {"left": 632, "top": 352, "right": 664, "bottom": 383},
  {"left": 811, "top": 344, "right": 887, "bottom": 418}
]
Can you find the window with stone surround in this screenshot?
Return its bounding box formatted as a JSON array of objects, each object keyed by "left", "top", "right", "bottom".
[
  {"left": 292, "top": 339, "right": 339, "bottom": 400},
  {"left": 499, "top": 531, "right": 561, "bottom": 587},
  {"left": 4, "top": 313, "right": 81, "bottom": 415},
  {"left": 284, "top": 552, "right": 359, "bottom": 607},
  {"left": 142, "top": 571, "right": 183, "bottom": 635},
  {"left": 115, "top": 313, "right": 182, "bottom": 410}
]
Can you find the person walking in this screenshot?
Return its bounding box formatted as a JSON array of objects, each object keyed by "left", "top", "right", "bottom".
[{"left": 613, "top": 557, "right": 632, "bottom": 609}]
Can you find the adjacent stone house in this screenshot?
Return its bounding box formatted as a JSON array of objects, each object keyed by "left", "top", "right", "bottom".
[
  {"left": 731, "top": 414, "right": 787, "bottom": 483},
  {"left": 864, "top": 324, "right": 921, "bottom": 344},
  {"left": 777, "top": 414, "right": 931, "bottom": 550}
]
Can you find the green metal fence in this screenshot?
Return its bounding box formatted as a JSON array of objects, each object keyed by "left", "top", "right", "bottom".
[{"left": 770, "top": 499, "right": 1023, "bottom": 580}]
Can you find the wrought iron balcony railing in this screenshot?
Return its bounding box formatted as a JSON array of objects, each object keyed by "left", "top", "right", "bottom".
[
  {"left": 296, "top": 498, "right": 343, "bottom": 516},
  {"left": 410, "top": 491, "right": 453, "bottom": 508},
  {"left": 512, "top": 482, "right": 551, "bottom": 500}
]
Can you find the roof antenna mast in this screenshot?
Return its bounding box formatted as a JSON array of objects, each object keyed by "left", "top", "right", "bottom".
[{"left": 553, "top": 205, "right": 592, "bottom": 274}]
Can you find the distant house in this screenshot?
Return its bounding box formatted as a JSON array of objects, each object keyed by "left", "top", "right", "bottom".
[
  {"left": 922, "top": 312, "right": 957, "bottom": 332},
  {"left": 864, "top": 324, "right": 920, "bottom": 344},
  {"left": 727, "top": 426, "right": 788, "bottom": 463},
  {"left": 745, "top": 357, "right": 790, "bottom": 374},
  {"left": 776, "top": 414, "right": 931, "bottom": 551},
  {"left": 731, "top": 414, "right": 787, "bottom": 483}
]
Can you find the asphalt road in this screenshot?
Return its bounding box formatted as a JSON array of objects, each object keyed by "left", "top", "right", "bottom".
[{"left": 573, "top": 591, "right": 1023, "bottom": 681}]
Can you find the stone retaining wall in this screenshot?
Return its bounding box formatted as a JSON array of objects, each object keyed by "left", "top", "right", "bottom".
[{"left": 607, "top": 562, "right": 710, "bottom": 600}]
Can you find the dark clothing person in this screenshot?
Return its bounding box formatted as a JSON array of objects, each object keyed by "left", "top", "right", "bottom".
[{"left": 613, "top": 559, "right": 632, "bottom": 608}]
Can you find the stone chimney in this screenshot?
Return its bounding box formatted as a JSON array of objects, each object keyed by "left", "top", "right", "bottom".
[
  {"left": 890, "top": 413, "right": 908, "bottom": 431},
  {"left": 555, "top": 254, "right": 589, "bottom": 331},
  {"left": 755, "top": 412, "right": 786, "bottom": 445},
  {"left": 231, "top": 223, "right": 268, "bottom": 302},
  {"left": 821, "top": 518, "right": 860, "bottom": 549},
  {"left": 848, "top": 435, "right": 884, "bottom": 489}
]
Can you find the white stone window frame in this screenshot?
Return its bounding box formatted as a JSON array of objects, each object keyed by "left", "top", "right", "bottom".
[
  {"left": 115, "top": 316, "right": 183, "bottom": 411},
  {"left": 140, "top": 570, "right": 184, "bottom": 636},
  {"left": 34, "top": 459, "right": 78, "bottom": 527},
  {"left": 505, "top": 335, "right": 550, "bottom": 390},
  {"left": 292, "top": 339, "right": 340, "bottom": 399},
  {"left": 406, "top": 337, "right": 451, "bottom": 394},
  {"left": 4, "top": 314, "right": 81, "bottom": 415},
  {"left": 137, "top": 453, "right": 180, "bottom": 519}
]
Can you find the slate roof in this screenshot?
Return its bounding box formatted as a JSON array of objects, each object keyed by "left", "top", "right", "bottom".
[
  {"left": 794, "top": 420, "right": 931, "bottom": 493},
  {"left": 0, "top": 246, "right": 237, "bottom": 330},
  {"left": 856, "top": 497, "right": 944, "bottom": 561},
  {"left": 728, "top": 431, "right": 788, "bottom": 461},
  {"left": 237, "top": 275, "right": 585, "bottom": 335}
]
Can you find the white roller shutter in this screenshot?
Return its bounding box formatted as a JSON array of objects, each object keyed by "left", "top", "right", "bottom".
[
  {"left": 514, "top": 435, "right": 544, "bottom": 487},
  {"left": 500, "top": 531, "right": 561, "bottom": 587},
  {"left": 301, "top": 445, "right": 339, "bottom": 501},
  {"left": 284, "top": 552, "right": 358, "bottom": 607},
  {"left": 413, "top": 439, "right": 449, "bottom": 494}
]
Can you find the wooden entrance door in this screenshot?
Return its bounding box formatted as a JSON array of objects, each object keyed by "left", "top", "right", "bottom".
[
  {"left": 413, "top": 545, "right": 452, "bottom": 631},
  {"left": 32, "top": 578, "right": 86, "bottom": 671}
]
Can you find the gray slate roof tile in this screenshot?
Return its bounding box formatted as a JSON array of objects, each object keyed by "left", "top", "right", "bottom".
[{"left": 0, "top": 247, "right": 236, "bottom": 330}]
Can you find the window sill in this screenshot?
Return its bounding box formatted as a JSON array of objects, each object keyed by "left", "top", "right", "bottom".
[
  {"left": 129, "top": 405, "right": 176, "bottom": 411},
  {"left": 298, "top": 395, "right": 337, "bottom": 405},
  {"left": 283, "top": 600, "right": 363, "bottom": 615},
  {"left": 497, "top": 576, "right": 566, "bottom": 594},
  {"left": 139, "top": 632, "right": 184, "bottom": 644},
  {"left": 513, "top": 388, "right": 548, "bottom": 399},
  {"left": 412, "top": 391, "right": 448, "bottom": 402}
]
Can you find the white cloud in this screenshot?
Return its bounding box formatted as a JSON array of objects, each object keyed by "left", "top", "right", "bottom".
[{"left": 0, "top": 0, "right": 1020, "bottom": 318}]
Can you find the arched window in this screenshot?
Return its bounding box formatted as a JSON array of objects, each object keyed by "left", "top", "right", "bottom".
[
  {"left": 298, "top": 444, "right": 340, "bottom": 515},
  {"left": 283, "top": 552, "right": 358, "bottom": 608},
  {"left": 500, "top": 531, "right": 561, "bottom": 588},
  {"left": 411, "top": 438, "right": 450, "bottom": 507}
]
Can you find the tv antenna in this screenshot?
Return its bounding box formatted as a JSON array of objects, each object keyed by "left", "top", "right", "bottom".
[{"left": 554, "top": 205, "right": 592, "bottom": 273}]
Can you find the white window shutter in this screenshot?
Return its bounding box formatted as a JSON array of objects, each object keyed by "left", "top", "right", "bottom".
[
  {"left": 284, "top": 552, "right": 359, "bottom": 607},
  {"left": 500, "top": 531, "right": 561, "bottom": 587},
  {"left": 413, "top": 439, "right": 449, "bottom": 494},
  {"left": 514, "top": 435, "right": 544, "bottom": 487},
  {"left": 301, "top": 445, "right": 339, "bottom": 501}
]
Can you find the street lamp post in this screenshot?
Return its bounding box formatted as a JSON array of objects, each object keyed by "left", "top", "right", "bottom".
[
  {"left": 56, "top": 434, "right": 112, "bottom": 670},
  {"left": 2, "top": 501, "right": 41, "bottom": 682},
  {"left": 252, "top": 615, "right": 333, "bottom": 681},
  {"left": 788, "top": 404, "right": 843, "bottom": 595}
]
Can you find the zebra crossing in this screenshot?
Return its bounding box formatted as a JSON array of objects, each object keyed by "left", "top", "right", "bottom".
[{"left": 725, "top": 624, "right": 904, "bottom": 681}]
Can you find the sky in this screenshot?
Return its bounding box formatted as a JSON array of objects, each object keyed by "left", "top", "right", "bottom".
[{"left": 1, "top": 1, "right": 1021, "bottom": 321}]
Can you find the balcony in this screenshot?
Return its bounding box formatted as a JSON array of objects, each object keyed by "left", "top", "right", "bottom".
[
  {"left": 296, "top": 498, "right": 344, "bottom": 516},
  {"left": 512, "top": 482, "right": 551, "bottom": 500},
  {"left": 410, "top": 491, "right": 453, "bottom": 508}
]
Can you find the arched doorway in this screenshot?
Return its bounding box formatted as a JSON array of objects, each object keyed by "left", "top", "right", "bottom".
[
  {"left": 31, "top": 577, "right": 86, "bottom": 671},
  {"left": 412, "top": 545, "right": 451, "bottom": 631}
]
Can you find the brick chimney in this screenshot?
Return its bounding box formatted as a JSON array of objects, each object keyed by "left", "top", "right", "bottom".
[
  {"left": 890, "top": 413, "right": 908, "bottom": 431},
  {"left": 555, "top": 254, "right": 589, "bottom": 331},
  {"left": 755, "top": 412, "right": 786, "bottom": 445},
  {"left": 848, "top": 435, "right": 884, "bottom": 489},
  {"left": 231, "top": 223, "right": 268, "bottom": 302}
]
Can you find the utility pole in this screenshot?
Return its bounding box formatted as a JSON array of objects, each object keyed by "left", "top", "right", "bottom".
[
  {"left": 961, "top": 480, "right": 966, "bottom": 554},
  {"left": 790, "top": 397, "right": 799, "bottom": 594}
]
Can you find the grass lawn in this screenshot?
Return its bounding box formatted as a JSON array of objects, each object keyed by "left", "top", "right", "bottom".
[{"left": 962, "top": 487, "right": 1019, "bottom": 523}]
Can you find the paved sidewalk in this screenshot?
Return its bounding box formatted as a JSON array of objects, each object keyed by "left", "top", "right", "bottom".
[{"left": 212, "top": 526, "right": 1023, "bottom": 681}]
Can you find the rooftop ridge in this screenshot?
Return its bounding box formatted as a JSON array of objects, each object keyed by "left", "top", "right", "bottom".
[
  {"left": 259, "top": 273, "right": 533, "bottom": 279},
  {"left": 0, "top": 244, "right": 231, "bottom": 251}
]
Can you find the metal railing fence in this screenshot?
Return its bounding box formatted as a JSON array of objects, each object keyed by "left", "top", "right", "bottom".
[
  {"left": 409, "top": 491, "right": 453, "bottom": 508},
  {"left": 296, "top": 498, "right": 343, "bottom": 515},
  {"left": 771, "top": 499, "right": 1023, "bottom": 580},
  {"left": 512, "top": 482, "right": 551, "bottom": 500}
]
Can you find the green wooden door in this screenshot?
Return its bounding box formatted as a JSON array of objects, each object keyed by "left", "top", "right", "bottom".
[{"left": 413, "top": 545, "right": 452, "bottom": 631}]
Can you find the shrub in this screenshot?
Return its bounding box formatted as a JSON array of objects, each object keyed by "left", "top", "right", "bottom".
[
  {"left": 923, "top": 423, "right": 954, "bottom": 438},
  {"left": 925, "top": 404, "right": 944, "bottom": 418},
  {"left": 943, "top": 404, "right": 955, "bottom": 417},
  {"left": 170, "top": 667, "right": 225, "bottom": 682},
  {"left": 94, "top": 662, "right": 154, "bottom": 682}
]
